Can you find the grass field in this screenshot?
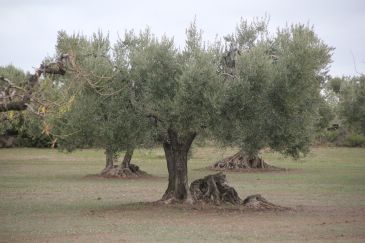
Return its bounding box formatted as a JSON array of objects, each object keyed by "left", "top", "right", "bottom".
[{"left": 0, "top": 146, "right": 365, "bottom": 242}]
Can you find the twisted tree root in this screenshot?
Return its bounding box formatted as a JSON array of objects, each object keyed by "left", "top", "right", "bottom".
[
  {"left": 100, "top": 163, "right": 148, "bottom": 178},
  {"left": 190, "top": 172, "right": 288, "bottom": 210},
  {"left": 211, "top": 152, "right": 284, "bottom": 171}
]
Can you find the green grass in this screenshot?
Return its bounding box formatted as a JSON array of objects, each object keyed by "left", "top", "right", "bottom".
[{"left": 0, "top": 146, "right": 365, "bottom": 242}]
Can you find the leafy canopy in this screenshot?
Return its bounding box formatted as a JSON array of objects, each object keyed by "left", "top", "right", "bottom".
[{"left": 49, "top": 19, "right": 333, "bottom": 160}]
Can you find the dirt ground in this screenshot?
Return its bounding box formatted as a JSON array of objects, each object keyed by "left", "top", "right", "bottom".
[{"left": 0, "top": 146, "right": 365, "bottom": 242}]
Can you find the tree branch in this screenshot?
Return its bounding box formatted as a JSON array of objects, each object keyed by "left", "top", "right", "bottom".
[{"left": 0, "top": 55, "right": 69, "bottom": 112}]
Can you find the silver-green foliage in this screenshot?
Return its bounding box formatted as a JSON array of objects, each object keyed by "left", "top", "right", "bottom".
[
  {"left": 267, "top": 25, "right": 332, "bottom": 157},
  {"left": 52, "top": 31, "right": 152, "bottom": 154},
  {"left": 122, "top": 23, "right": 222, "bottom": 139},
  {"left": 339, "top": 75, "right": 365, "bottom": 135},
  {"left": 52, "top": 19, "right": 333, "bottom": 160},
  {"left": 217, "top": 22, "right": 333, "bottom": 158},
  {"left": 0, "top": 66, "right": 52, "bottom": 147}
]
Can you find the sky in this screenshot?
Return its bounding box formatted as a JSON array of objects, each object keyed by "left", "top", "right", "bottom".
[{"left": 0, "top": 0, "right": 364, "bottom": 76}]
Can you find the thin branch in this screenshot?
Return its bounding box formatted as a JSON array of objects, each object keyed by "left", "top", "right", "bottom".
[
  {"left": 220, "top": 72, "right": 237, "bottom": 79},
  {"left": 0, "top": 55, "right": 69, "bottom": 112},
  {"left": 0, "top": 76, "right": 27, "bottom": 92},
  {"left": 351, "top": 50, "right": 363, "bottom": 75}
]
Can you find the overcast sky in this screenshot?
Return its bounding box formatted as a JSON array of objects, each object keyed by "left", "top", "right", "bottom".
[{"left": 1, "top": 0, "right": 364, "bottom": 76}]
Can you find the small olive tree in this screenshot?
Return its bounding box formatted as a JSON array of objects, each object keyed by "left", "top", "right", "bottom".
[
  {"left": 51, "top": 31, "right": 153, "bottom": 176},
  {"left": 212, "top": 21, "right": 333, "bottom": 170}
]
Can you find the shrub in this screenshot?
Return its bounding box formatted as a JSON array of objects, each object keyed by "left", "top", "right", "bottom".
[
  {"left": 323, "top": 130, "right": 340, "bottom": 143},
  {"left": 344, "top": 133, "right": 365, "bottom": 147}
]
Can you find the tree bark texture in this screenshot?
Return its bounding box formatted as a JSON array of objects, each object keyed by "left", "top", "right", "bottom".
[
  {"left": 121, "top": 147, "right": 134, "bottom": 169},
  {"left": 100, "top": 147, "right": 116, "bottom": 175},
  {"left": 161, "top": 129, "right": 196, "bottom": 202},
  {"left": 162, "top": 141, "right": 175, "bottom": 200}
]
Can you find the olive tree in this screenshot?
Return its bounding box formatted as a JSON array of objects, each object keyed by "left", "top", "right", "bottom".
[
  {"left": 0, "top": 58, "right": 67, "bottom": 148},
  {"left": 212, "top": 21, "right": 333, "bottom": 170},
  {"left": 117, "top": 20, "right": 333, "bottom": 201},
  {"left": 50, "top": 31, "right": 152, "bottom": 177},
  {"left": 121, "top": 24, "right": 222, "bottom": 200},
  {"left": 49, "top": 19, "right": 332, "bottom": 202}
]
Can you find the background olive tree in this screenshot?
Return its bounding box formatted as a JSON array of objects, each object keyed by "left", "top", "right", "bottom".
[
  {"left": 49, "top": 31, "right": 153, "bottom": 177},
  {"left": 212, "top": 20, "right": 333, "bottom": 170},
  {"left": 319, "top": 75, "right": 365, "bottom": 147},
  {"left": 0, "top": 61, "right": 66, "bottom": 148}
]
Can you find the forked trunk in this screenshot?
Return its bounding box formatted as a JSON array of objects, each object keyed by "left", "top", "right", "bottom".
[
  {"left": 100, "top": 147, "right": 146, "bottom": 178},
  {"left": 161, "top": 129, "right": 196, "bottom": 202}
]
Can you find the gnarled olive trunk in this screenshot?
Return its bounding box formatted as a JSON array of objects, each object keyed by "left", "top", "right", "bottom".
[
  {"left": 162, "top": 141, "right": 175, "bottom": 200},
  {"left": 100, "top": 147, "right": 147, "bottom": 178},
  {"left": 101, "top": 146, "right": 117, "bottom": 175},
  {"left": 190, "top": 172, "right": 288, "bottom": 210},
  {"left": 105, "top": 147, "right": 116, "bottom": 168},
  {"left": 161, "top": 129, "right": 196, "bottom": 202},
  {"left": 121, "top": 147, "right": 134, "bottom": 169}
]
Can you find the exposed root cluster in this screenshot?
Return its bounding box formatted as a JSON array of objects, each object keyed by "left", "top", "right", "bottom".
[
  {"left": 190, "top": 173, "right": 241, "bottom": 205},
  {"left": 190, "top": 172, "right": 287, "bottom": 210},
  {"left": 242, "top": 194, "right": 287, "bottom": 210},
  {"left": 100, "top": 164, "right": 147, "bottom": 178},
  {"left": 211, "top": 152, "right": 284, "bottom": 171}
]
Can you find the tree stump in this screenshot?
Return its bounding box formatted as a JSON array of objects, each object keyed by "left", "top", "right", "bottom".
[
  {"left": 100, "top": 163, "right": 148, "bottom": 178},
  {"left": 190, "top": 173, "right": 241, "bottom": 205},
  {"left": 190, "top": 172, "right": 286, "bottom": 210},
  {"left": 210, "top": 152, "right": 284, "bottom": 171}
]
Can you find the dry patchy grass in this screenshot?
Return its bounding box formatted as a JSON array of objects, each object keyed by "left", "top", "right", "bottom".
[{"left": 0, "top": 146, "right": 365, "bottom": 242}]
